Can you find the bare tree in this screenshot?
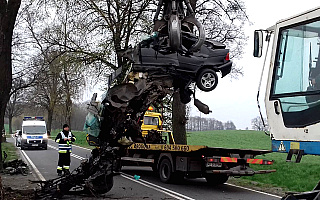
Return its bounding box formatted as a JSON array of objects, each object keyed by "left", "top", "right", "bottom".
[
  {"left": 5, "top": 78, "right": 25, "bottom": 134},
  {"left": 251, "top": 116, "right": 268, "bottom": 131}
]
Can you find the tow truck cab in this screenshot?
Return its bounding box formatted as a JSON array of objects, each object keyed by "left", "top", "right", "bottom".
[
  {"left": 21, "top": 116, "right": 48, "bottom": 150},
  {"left": 141, "top": 110, "right": 162, "bottom": 137}
]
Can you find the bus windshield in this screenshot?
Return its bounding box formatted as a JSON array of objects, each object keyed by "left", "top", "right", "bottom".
[{"left": 271, "top": 18, "right": 320, "bottom": 127}]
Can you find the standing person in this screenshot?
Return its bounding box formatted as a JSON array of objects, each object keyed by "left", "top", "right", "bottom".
[{"left": 55, "top": 124, "right": 76, "bottom": 176}]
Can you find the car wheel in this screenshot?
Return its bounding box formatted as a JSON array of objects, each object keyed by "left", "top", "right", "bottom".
[{"left": 196, "top": 69, "right": 218, "bottom": 92}]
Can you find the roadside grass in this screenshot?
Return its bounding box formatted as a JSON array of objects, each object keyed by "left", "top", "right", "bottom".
[
  {"left": 2, "top": 142, "right": 19, "bottom": 161},
  {"left": 49, "top": 129, "right": 94, "bottom": 149},
  {"left": 188, "top": 130, "right": 320, "bottom": 192}
]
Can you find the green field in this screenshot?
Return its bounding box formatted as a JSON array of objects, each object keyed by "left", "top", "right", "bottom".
[{"left": 188, "top": 130, "right": 320, "bottom": 192}]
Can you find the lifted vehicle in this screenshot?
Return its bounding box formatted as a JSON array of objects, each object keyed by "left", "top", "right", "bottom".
[
  {"left": 20, "top": 116, "right": 48, "bottom": 150},
  {"left": 128, "top": 32, "right": 232, "bottom": 92}
]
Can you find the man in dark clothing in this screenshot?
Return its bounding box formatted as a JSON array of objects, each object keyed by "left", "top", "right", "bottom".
[{"left": 55, "top": 124, "right": 76, "bottom": 176}]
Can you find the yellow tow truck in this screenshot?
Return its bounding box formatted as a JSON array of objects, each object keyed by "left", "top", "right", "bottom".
[{"left": 121, "top": 107, "right": 276, "bottom": 184}]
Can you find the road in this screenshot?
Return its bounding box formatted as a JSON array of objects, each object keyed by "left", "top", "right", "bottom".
[{"left": 9, "top": 136, "right": 281, "bottom": 200}]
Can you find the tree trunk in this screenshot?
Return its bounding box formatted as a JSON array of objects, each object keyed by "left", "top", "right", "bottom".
[
  {"left": 47, "top": 109, "right": 53, "bottom": 133},
  {"left": 0, "top": 0, "right": 22, "bottom": 170},
  {"left": 8, "top": 115, "right": 13, "bottom": 135},
  {"left": 172, "top": 92, "right": 187, "bottom": 144}
]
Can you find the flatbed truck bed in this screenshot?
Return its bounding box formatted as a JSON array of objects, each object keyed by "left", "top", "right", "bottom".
[{"left": 122, "top": 143, "right": 275, "bottom": 184}]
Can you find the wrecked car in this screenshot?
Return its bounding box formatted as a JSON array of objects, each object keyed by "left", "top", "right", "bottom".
[{"left": 128, "top": 32, "right": 232, "bottom": 92}]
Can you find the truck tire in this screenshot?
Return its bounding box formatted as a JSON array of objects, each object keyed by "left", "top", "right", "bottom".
[
  {"left": 21, "top": 145, "right": 25, "bottom": 150},
  {"left": 196, "top": 69, "right": 218, "bottom": 92},
  {"left": 205, "top": 174, "right": 229, "bottom": 185},
  {"left": 159, "top": 158, "right": 174, "bottom": 183},
  {"left": 44, "top": 144, "right": 47, "bottom": 150}
]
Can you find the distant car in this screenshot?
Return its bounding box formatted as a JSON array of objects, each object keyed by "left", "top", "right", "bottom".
[
  {"left": 15, "top": 130, "right": 22, "bottom": 147},
  {"left": 128, "top": 32, "right": 232, "bottom": 92}
]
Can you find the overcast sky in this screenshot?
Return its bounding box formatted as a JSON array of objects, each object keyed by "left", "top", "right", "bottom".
[
  {"left": 88, "top": 1, "right": 320, "bottom": 130},
  {"left": 189, "top": 1, "right": 320, "bottom": 129}
]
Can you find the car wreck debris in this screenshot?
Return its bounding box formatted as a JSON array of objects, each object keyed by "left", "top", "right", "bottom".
[{"left": 35, "top": 2, "right": 232, "bottom": 197}]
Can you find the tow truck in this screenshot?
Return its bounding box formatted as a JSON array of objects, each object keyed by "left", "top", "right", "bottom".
[
  {"left": 254, "top": 6, "right": 320, "bottom": 200},
  {"left": 121, "top": 107, "right": 275, "bottom": 184}
]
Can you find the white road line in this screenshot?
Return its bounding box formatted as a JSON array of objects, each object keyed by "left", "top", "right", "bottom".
[
  {"left": 225, "top": 183, "right": 282, "bottom": 199},
  {"left": 48, "top": 138, "right": 92, "bottom": 151},
  {"left": 47, "top": 144, "right": 86, "bottom": 160},
  {"left": 48, "top": 142, "right": 281, "bottom": 199},
  {"left": 21, "top": 150, "right": 46, "bottom": 182},
  {"left": 121, "top": 172, "right": 196, "bottom": 200}
]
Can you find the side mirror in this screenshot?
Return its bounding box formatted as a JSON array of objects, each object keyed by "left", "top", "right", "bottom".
[{"left": 253, "top": 30, "right": 263, "bottom": 57}]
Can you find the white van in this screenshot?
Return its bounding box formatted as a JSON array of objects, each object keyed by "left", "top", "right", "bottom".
[{"left": 21, "top": 116, "right": 48, "bottom": 150}]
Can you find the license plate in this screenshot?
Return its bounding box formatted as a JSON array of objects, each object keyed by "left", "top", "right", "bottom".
[
  {"left": 206, "top": 162, "right": 222, "bottom": 167},
  {"left": 32, "top": 144, "right": 38, "bottom": 146}
]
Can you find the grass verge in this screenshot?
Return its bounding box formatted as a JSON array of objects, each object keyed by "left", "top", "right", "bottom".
[
  {"left": 2, "top": 142, "right": 19, "bottom": 161},
  {"left": 188, "top": 130, "right": 320, "bottom": 193}
]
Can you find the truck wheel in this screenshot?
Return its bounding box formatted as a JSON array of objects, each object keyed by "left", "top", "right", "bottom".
[
  {"left": 196, "top": 69, "right": 218, "bottom": 92},
  {"left": 21, "top": 145, "right": 25, "bottom": 150},
  {"left": 44, "top": 145, "right": 47, "bottom": 150},
  {"left": 205, "top": 174, "right": 229, "bottom": 185},
  {"left": 159, "top": 158, "right": 174, "bottom": 183}
]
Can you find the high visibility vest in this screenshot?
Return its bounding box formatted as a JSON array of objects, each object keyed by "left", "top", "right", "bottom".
[{"left": 58, "top": 131, "right": 73, "bottom": 153}]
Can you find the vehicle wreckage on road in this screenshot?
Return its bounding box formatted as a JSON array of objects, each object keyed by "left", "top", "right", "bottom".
[{"left": 34, "top": 1, "right": 235, "bottom": 198}]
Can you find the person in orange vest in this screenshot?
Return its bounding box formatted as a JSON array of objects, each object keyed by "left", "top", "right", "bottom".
[{"left": 55, "top": 124, "right": 76, "bottom": 176}]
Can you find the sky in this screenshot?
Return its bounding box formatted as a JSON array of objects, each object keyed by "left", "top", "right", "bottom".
[
  {"left": 88, "top": 1, "right": 320, "bottom": 130},
  {"left": 189, "top": 1, "right": 320, "bottom": 129}
]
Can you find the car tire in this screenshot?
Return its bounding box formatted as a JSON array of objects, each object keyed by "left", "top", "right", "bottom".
[
  {"left": 196, "top": 69, "right": 218, "bottom": 92},
  {"left": 205, "top": 174, "right": 229, "bottom": 185}
]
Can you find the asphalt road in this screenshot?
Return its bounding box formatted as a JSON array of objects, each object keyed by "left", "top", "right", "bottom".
[{"left": 9, "top": 136, "right": 281, "bottom": 200}]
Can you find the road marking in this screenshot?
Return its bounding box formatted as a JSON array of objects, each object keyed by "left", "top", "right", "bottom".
[
  {"left": 121, "top": 172, "right": 196, "bottom": 200},
  {"left": 48, "top": 138, "right": 92, "bottom": 151},
  {"left": 225, "top": 183, "right": 282, "bottom": 199},
  {"left": 48, "top": 143, "right": 281, "bottom": 199},
  {"left": 47, "top": 144, "right": 86, "bottom": 160},
  {"left": 21, "top": 150, "right": 46, "bottom": 182}
]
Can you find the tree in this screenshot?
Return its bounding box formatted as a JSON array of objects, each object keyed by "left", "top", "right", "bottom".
[
  {"left": 5, "top": 79, "right": 25, "bottom": 134},
  {"left": 224, "top": 121, "right": 236, "bottom": 130},
  {"left": 0, "top": 0, "right": 21, "bottom": 169},
  {"left": 251, "top": 116, "right": 268, "bottom": 131}
]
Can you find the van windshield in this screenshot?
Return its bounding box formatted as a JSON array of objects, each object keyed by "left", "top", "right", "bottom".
[{"left": 23, "top": 126, "right": 46, "bottom": 134}]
